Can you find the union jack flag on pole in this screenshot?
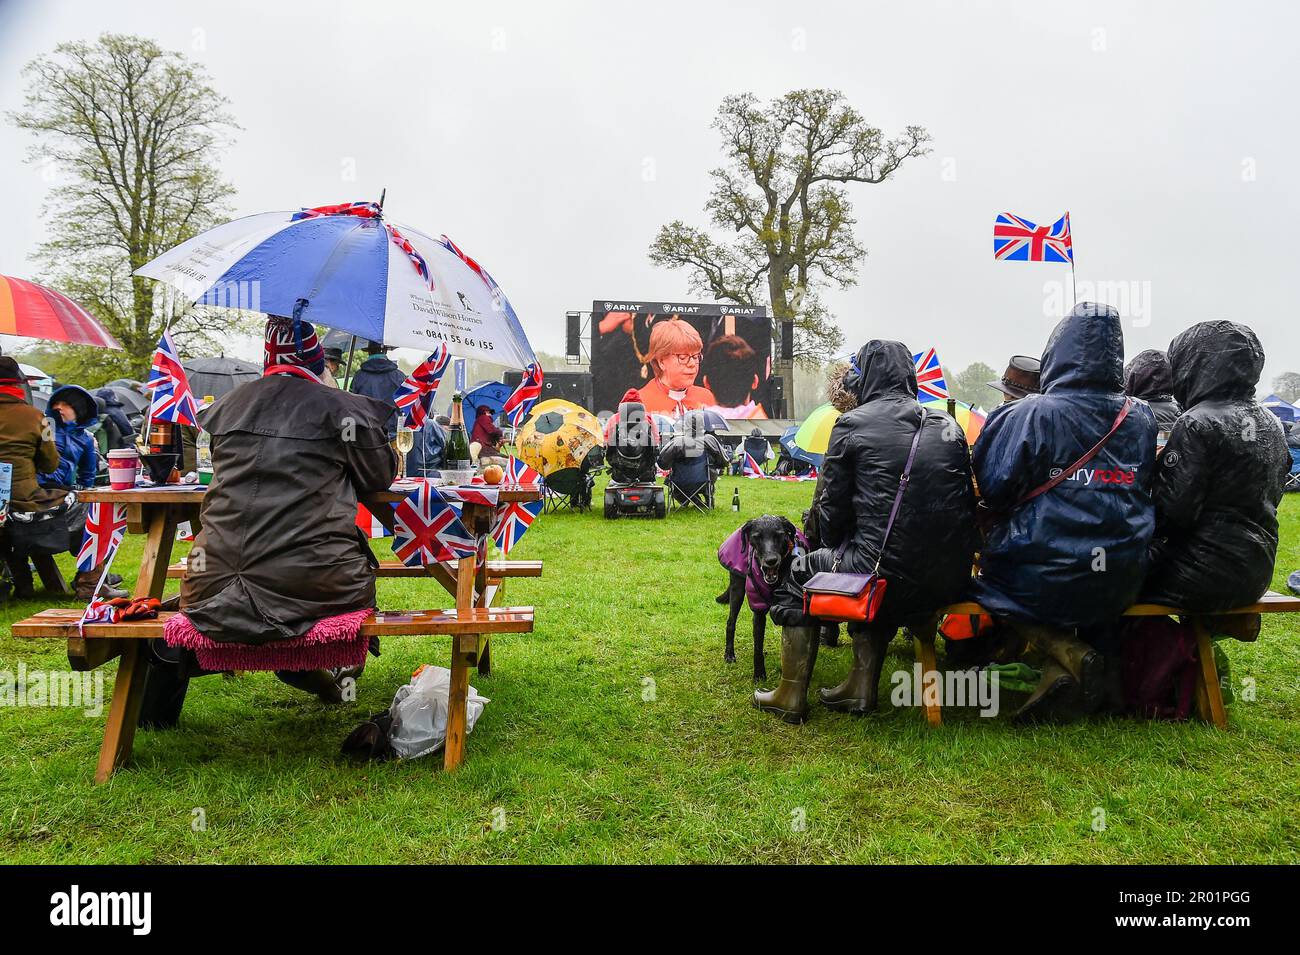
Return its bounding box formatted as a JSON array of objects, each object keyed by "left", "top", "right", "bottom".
[
  {"left": 393, "top": 344, "right": 450, "bottom": 428},
  {"left": 146, "top": 330, "right": 202, "bottom": 426},
  {"left": 912, "top": 347, "right": 950, "bottom": 402},
  {"left": 391, "top": 482, "right": 478, "bottom": 566},
  {"left": 993, "top": 212, "right": 1073, "bottom": 263},
  {"left": 502, "top": 362, "right": 543, "bottom": 428},
  {"left": 76, "top": 503, "right": 127, "bottom": 572}
]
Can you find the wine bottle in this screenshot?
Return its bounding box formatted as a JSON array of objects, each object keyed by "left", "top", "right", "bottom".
[
  {"left": 732, "top": 487, "right": 740, "bottom": 512},
  {"left": 446, "top": 392, "right": 472, "bottom": 474}
]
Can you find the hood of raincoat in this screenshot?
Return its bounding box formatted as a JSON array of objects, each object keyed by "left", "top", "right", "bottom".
[
  {"left": 46, "top": 384, "right": 97, "bottom": 426},
  {"left": 1124, "top": 349, "right": 1175, "bottom": 401},
  {"left": 1167, "top": 320, "right": 1263, "bottom": 409},
  {"left": 842, "top": 340, "right": 918, "bottom": 405},
  {"left": 1040, "top": 302, "right": 1124, "bottom": 394}
]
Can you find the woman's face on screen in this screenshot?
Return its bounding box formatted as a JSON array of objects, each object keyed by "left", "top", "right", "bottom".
[{"left": 658, "top": 351, "right": 701, "bottom": 390}]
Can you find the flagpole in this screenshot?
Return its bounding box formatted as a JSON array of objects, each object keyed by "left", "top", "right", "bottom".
[{"left": 1069, "top": 212, "right": 1078, "bottom": 306}]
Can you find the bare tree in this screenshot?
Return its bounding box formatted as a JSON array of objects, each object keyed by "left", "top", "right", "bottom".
[
  {"left": 650, "top": 89, "right": 931, "bottom": 366},
  {"left": 9, "top": 33, "right": 248, "bottom": 381}
]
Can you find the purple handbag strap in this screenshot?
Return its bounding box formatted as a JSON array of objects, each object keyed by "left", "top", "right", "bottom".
[{"left": 833, "top": 413, "right": 925, "bottom": 573}]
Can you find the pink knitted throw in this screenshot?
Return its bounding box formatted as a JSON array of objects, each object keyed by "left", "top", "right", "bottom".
[{"left": 163, "top": 608, "right": 372, "bottom": 671}]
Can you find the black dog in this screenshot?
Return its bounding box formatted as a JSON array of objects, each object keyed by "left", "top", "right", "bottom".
[{"left": 716, "top": 515, "right": 801, "bottom": 681}]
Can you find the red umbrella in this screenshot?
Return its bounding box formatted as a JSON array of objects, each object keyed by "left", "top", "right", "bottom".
[{"left": 0, "top": 275, "right": 121, "bottom": 348}]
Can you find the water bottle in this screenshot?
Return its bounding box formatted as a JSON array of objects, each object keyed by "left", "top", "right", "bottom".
[
  {"left": 196, "top": 395, "right": 215, "bottom": 471},
  {"left": 731, "top": 487, "right": 740, "bottom": 512}
]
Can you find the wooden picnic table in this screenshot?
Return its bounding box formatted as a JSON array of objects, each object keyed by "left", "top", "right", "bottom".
[{"left": 75, "top": 481, "right": 542, "bottom": 777}]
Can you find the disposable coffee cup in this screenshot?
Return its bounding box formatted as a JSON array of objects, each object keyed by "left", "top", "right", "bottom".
[{"left": 107, "top": 449, "right": 139, "bottom": 490}]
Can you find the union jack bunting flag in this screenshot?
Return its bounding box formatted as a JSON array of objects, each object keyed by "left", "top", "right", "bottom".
[
  {"left": 393, "top": 345, "right": 450, "bottom": 428},
  {"left": 437, "top": 484, "right": 500, "bottom": 507},
  {"left": 502, "top": 363, "right": 543, "bottom": 428},
  {"left": 391, "top": 482, "right": 477, "bottom": 567},
  {"left": 912, "top": 347, "right": 950, "bottom": 402},
  {"left": 993, "top": 212, "right": 1073, "bottom": 263},
  {"left": 356, "top": 503, "right": 392, "bottom": 539},
  {"left": 146, "top": 330, "right": 201, "bottom": 426},
  {"left": 76, "top": 503, "right": 127, "bottom": 572},
  {"left": 491, "top": 497, "right": 542, "bottom": 555}
]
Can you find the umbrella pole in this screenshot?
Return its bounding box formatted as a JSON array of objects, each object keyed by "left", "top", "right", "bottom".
[{"left": 342, "top": 335, "right": 358, "bottom": 390}]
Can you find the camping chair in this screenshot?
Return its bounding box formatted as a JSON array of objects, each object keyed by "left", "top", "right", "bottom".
[
  {"left": 665, "top": 452, "right": 717, "bottom": 513},
  {"left": 735, "top": 434, "right": 770, "bottom": 475}
]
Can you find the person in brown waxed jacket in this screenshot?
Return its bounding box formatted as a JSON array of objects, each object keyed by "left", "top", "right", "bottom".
[{"left": 137, "top": 315, "right": 398, "bottom": 727}]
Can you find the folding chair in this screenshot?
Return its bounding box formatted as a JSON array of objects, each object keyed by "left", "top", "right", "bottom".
[{"left": 1286, "top": 448, "right": 1300, "bottom": 492}]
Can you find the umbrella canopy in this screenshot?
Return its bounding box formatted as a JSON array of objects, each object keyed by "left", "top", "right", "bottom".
[
  {"left": 18, "top": 363, "right": 53, "bottom": 391},
  {"left": 1261, "top": 393, "right": 1298, "bottom": 423},
  {"left": 516, "top": 403, "right": 603, "bottom": 478},
  {"left": 103, "top": 385, "right": 149, "bottom": 416},
  {"left": 794, "top": 403, "right": 841, "bottom": 456},
  {"left": 0, "top": 275, "right": 121, "bottom": 349},
  {"left": 464, "top": 380, "right": 512, "bottom": 420},
  {"left": 700, "top": 409, "right": 730, "bottom": 433},
  {"left": 779, "top": 424, "right": 822, "bottom": 467},
  {"left": 136, "top": 201, "right": 535, "bottom": 369},
  {"left": 921, "top": 395, "right": 987, "bottom": 445},
  {"left": 183, "top": 355, "right": 261, "bottom": 401}
]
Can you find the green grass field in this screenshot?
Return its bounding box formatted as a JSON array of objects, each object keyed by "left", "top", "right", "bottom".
[{"left": 2, "top": 477, "right": 1298, "bottom": 864}]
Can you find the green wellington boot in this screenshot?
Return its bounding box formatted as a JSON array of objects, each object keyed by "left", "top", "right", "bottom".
[
  {"left": 1036, "top": 629, "right": 1105, "bottom": 711},
  {"left": 753, "top": 626, "right": 819, "bottom": 723},
  {"left": 818, "top": 629, "right": 890, "bottom": 714}
]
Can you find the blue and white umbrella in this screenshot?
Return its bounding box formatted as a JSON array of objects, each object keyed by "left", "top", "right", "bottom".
[
  {"left": 780, "top": 424, "right": 822, "bottom": 467},
  {"left": 136, "top": 199, "right": 536, "bottom": 369},
  {"left": 463, "top": 380, "right": 512, "bottom": 419}
]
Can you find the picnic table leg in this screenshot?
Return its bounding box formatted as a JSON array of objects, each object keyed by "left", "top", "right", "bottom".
[
  {"left": 444, "top": 554, "right": 479, "bottom": 771},
  {"left": 1191, "top": 617, "right": 1228, "bottom": 729},
  {"left": 913, "top": 624, "right": 943, "bottom": 728},
  {"left": 93, "top": 503, "right": 179, "bottom": 783}
]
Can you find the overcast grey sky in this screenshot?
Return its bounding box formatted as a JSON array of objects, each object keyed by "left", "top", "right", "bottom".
[{"left": 2, "top": 0, "right": 1297, "bottom": 394}]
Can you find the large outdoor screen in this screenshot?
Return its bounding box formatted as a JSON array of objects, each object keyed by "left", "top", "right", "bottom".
[{"left": 590, "top": 300, "right": 772, "bottom": 419}]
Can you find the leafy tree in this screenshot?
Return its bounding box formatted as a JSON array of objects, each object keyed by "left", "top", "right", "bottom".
[
  {"left": 949, "top": 361, "right": 1000, "bottom": 409},
  {"left": 1272, "top": 372, "right": 1300, "bottom": 404},
  {"left": 649, "top": 89, "right": 931, "bottom": 366},
  {"left": 9, "top": 33, "right": 249, "bottom": 384}
]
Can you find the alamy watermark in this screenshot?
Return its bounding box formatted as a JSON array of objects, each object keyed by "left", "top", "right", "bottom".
[
  {"left": 890, "top": 664, "right": 1000, "bottom": 717},
  {"left": 1, "top": 664, "right": 103, "bottom": 717}
]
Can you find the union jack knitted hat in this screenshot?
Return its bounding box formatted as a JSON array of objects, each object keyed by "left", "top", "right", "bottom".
[{"left": 264, "top": 306, "right": 325, "bottom": 376}]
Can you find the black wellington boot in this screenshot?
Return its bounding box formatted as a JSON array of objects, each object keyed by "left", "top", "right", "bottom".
[
  {"left": 818, "top": 627, "right": 890, "bottom": 714},
  {"left": 1012, "top": 660, "right": 1079, "bottom": 724},
  {"left": 753, "top": 626, "right": 819, "bottom": 724}
]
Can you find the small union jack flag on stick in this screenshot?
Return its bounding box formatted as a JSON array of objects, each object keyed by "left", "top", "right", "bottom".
[
  {"left": 76, "top": 503, "right": 127, "bottom": 573},
  {"left": 502, "top": 363, "right": 543, "bottom": 428},
  {"left": 146, "top": 330, "right": 201, "bottom": 426},
  {"left": 912, "top": 347, "right": 950, "bottom": 402},
  {"left": 391, "top": 482, "right": 478, "bottom": 567},
  {"left": 993, "top": 212, "right": 1073, "bottom": 264},
  {"left": 393, "top": 344, "right": 450, "bottom": 428}
]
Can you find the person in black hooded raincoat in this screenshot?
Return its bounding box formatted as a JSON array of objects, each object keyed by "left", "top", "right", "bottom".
[
  {"left": 971, "top": 303, "right": 1157, "bottom": 717},
  {"left": 1141, "top": 321, "right": 1289, "bottom": 612},
  {"left": 758, "top": 340, "right": 979, "bottom": 723},
  {"left": 1123, "top": 349, "right": 1181, "bottom": 432}
]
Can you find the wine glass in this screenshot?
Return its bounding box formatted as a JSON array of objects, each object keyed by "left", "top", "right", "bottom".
[{"left": 395, "top": 427, "right": 415, "bottom": 480}]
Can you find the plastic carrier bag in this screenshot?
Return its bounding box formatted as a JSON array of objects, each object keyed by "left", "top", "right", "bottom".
[{"left": 388, "top": 665, "right": 490, "bottom": 760}]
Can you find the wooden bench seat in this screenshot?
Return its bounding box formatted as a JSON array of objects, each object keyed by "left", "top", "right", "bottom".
[
  {"left": 164, "top": 559, "right": 544, "bottom": 580},
  {"left": 11, "top": 602, "right": 534, "bottom": 782},
  {"left": 906, "top": 590, "right": 1300, "bottom": 729},
  {"left": 10, "top": 606, "right": 535, "bottom": 640}
]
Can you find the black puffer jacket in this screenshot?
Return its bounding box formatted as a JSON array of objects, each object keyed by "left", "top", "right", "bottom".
[
  {"left": 1124, "top": 349, "right": 1181, "bottom": 431},
  {"left": 772, "top": 340, "right": 978, "bottom": 628},
  {"left": 971, "top": 303, "right": 1158, "bottom": 627},
  {"left": 1141, "top": 321, "right": 1290, "bottom": 611}
]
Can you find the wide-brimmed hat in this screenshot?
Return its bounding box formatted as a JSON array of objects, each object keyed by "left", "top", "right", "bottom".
[{"left": 988, "top": 355, "right": 1041, "bottom": 400}]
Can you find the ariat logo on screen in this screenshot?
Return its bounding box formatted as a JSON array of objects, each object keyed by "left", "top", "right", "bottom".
[{"left": 1048, "top": 466, "right": 1137, "bottom": 486}]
